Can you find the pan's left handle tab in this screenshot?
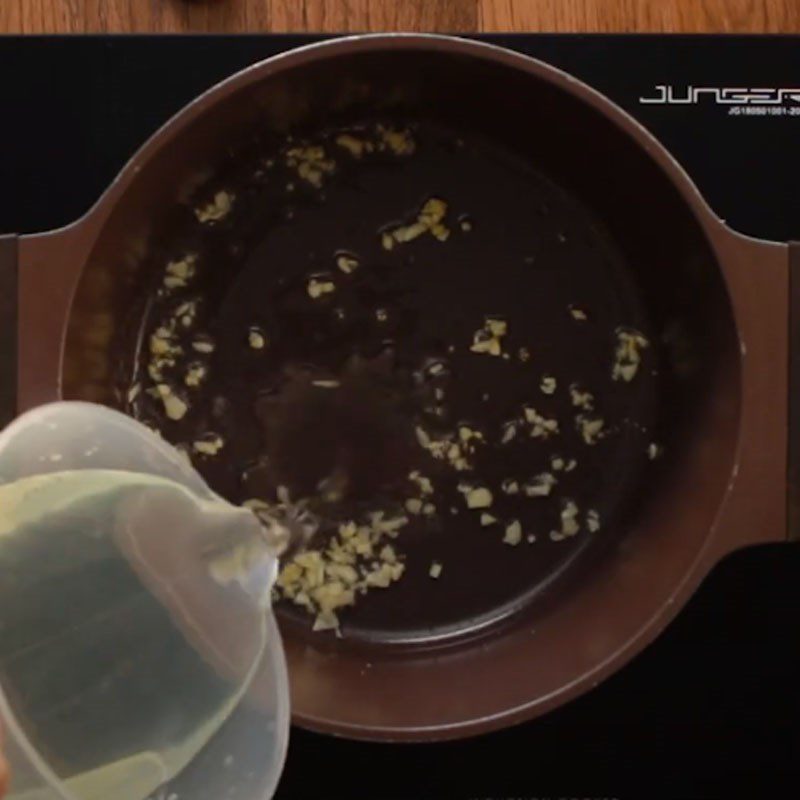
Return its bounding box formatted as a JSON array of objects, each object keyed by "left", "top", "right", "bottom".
[
  {"left": 0, "top": 234, "right": 18, "bottom": 429},
  {"left": 788, "top": 241, "right": 800, "bottom": 542}
]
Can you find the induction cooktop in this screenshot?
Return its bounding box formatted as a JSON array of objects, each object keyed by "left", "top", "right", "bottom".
[{"left": 1, "top": 34, "right": 798, "bottom": 800}]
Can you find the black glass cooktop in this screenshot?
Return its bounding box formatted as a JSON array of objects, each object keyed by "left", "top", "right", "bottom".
[{"left": 1, "top": 34, "right": 799, "bottom": 800}]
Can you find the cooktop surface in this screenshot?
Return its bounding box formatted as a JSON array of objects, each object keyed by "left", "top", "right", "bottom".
[{"left": 1, "top": 34, "right": 798, "bottom": 800}]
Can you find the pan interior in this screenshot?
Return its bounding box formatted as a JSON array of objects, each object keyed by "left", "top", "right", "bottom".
[
  {"left": 62, "top": 47, "right": 738, "bottom": 651},
  {"left": 117, "top": 118, "right": 655, "bottom": 644}
]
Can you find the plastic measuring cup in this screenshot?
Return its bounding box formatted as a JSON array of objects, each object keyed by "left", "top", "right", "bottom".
[{"left": 0, "top": 402, "right": 290, "bottom": 800}]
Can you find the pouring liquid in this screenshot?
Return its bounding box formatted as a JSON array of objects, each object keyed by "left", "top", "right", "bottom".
[{"left": 0, "top": 470, "right": 276, "bottom": 800}]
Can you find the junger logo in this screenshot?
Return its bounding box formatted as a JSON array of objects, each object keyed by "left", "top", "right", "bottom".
[{"left": 640, "top": 85, "right": 800, "bottom": 105}]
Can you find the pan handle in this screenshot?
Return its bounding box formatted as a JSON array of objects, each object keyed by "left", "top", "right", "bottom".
[
  {"left": 14, "top": 222, "right": 97, "bottom": 415},
  {"left": 788, "top": 241, "right": 800, "bottom": 541},
  {"left": 0, "top": 235, "right": 19, "bottom": 428},
  {"left": 700, "top": 223, "right": 791, "bottom": 563},
  {"left": 1, "top": 224, "right": 92, "bottom": 426}
]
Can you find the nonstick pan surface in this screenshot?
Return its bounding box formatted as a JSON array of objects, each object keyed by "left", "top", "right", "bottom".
[
  {"left": 34, "top": 35, "right": 788, "bottom": 739},
  {"left": 124, "top": 115, "right": 658, "bottom": 645}
]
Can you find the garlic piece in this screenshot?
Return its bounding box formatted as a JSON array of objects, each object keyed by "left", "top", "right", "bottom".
[
  {"left": 192, "top": 337, "right": 215, "bottom": 354},
  {"left": 501, "top": 421, "right": 518, "bottom": 444},
  {"left": 378, "top": 125, "right": 416, "bottom": 156},
  {"left": 464, "top": 486, "right": 493, "bottom": 509},
  {"left": 409, "top": 471, "right": 434, "bottom": 496},
  {"left": 156, "top": 384, "right": 188, "bottom": 421},
  {"left": 193, "top": 434, "right": 224, "bottom": 456},
  {"left": 524, "top": 407, "right": 559, "bottom": 439},
  {"left": 382, "top": 196, "right": 449, "bottom": 248},
  {"left": 540, "top": 375, "right": 557, "bottom": 395},
  {"left": 569, "top": 306, "right": 588, "bottom": 321},
  {"left": 335, "top": 133, "right": 369, "bottom": 158},
  {"left": 550, "top": 500, "right": 581, "bottom": 541},
  {"left": 248, "top": 329, "right": 267, "bottom": 350},
  {"left": 570, "top": 384, "right": 594, "bottom": 411},
  {"left": 471, "top": 317, "right": 507, "bottom": 357},
  {"left": 612, "top": 328, "right": 649, "bottom": 382},
  {"left": 336, "top": 253, "right": 360, "bottom": 274},
  {"left": 307, "top": 277, "right": 336, "bottom": 299},
  {"left": 503, "top": 520, "right": 523, "bottom": 546},
  {"left": 523, "top": 473, "right": 557, "bottom": 497},
  {"left": 184, "top": 363, "right": 207, "bottom": 388},
  {"left": 405, "top": 498, "right": 423, "bottom": 515},
  {"left": 577, "top": 415, "right": 605, "bottom": 445},
  {"left": 164, "top": 254, "right": 197, "bottom": 289},
  {"left": 648, "top": 442, "right": 662, "bottom": 460},
  {"left": 195, "top": 191, "right": 234, "bottom": 223}
]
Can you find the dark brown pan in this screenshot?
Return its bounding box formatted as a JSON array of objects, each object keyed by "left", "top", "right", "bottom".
[{"left": 1, "top": 35, "right": 796, "bottom": 741}]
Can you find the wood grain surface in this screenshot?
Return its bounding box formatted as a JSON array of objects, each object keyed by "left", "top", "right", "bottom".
[{"left": 1, "top": 0, "right": 798, "bottom": 34}]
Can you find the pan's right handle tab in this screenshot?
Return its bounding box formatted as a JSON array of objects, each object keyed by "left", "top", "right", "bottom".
[
  {"left": 0, "top": 234, "right": 18, "bottom": 429},
  {"left": 788, "top": 241, "right": 800, "bottom": 542}
]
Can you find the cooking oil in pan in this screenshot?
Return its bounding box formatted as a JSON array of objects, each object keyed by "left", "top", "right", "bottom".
[{"left": 128, "top": 118, "right": 659, "bottom": 643}]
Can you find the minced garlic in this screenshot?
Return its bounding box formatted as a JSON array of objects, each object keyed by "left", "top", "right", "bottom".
[
  {"left": 382, "top": 196, "right": 450, "bottom": 249},
  {"left": 540, "top": 375, "right": 557, "bottom": 395},
  {"left": 550, "top": 500, "right": 580, "bottom": 541},
  {"left": 286, "top": 145, "right": 335, "bottom": 188},
  {"left": 184, "top": 363, "right": 207, "bottom": 388},
  {"left": 576, "top": 414, "right": 605, "bottom": 445},
  {"left": 471, "top": 317, "right": 507, "bottom": 357},
  {"left": 503, "top": 520, "right": 523, "bottom": 546},
  {"left": 612, "top": 327, "right": 649, "bottom": 382},
  {"left": 276, "top": 510, "right": 409, "bottom": 632},
  {"left": 192, "top": 336, "right": 215, "bottom": 354},
  {"left": 501, "top": 421, "right": 518, "bottom": 444},
  {"left": 523, "top": 407, "right": 559, "bottom": 439},
  {"left": 335, "top": 133, "right": 372, "bottom": 158},
  {"left": 156, "top": 384, "right": 188, "bottom": 421},
  {"left": 193, "top": 434, "right": 224, "bottom": 456},
  {"left": 336, "top": 253, "right": 360, "bottom": 274},
  {"left": 307, "top": 277, "right": 336, "bottom": 299},
  {"left": 377, "top": 125, "right": 416, "bottom": 156},
  {"left": 523, "top": 473, "right": 557, "bottom": 497},
  {"left": 569, "top": 306, "right": 588, "bottom": 321},
  {"left": 173, "top": 300, "right": 198, "bottom": 329},
  {"left": 570, "top": 384, "right": 594, "bottom": 411},
  {"left": 415, "top": 426, "right": 472, "bottom": 471},
  {"left": 164, "top": 254, "right": 197, "bottom": 289},
  {"left": 409, "top": 470, "right": 435, "bottom": 496},
  {"left": 248, "top": 329, "right": 267, "bottom": 350},
  {"left": 464, "top": 486, "right": 493, "bottom": 509},
  {"left": 195, "top": 191, "right": 234, "bottom": 223},
  {"left": 405, "top": 498, "right": 423, "bottom": 515},
  {"left": 550, "top": 456, "right": 578, "bottom": 472}
]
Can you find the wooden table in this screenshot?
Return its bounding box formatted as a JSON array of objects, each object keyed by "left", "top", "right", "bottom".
[{"left": 1, "top": 0, "right": 798, "bottom": 34}]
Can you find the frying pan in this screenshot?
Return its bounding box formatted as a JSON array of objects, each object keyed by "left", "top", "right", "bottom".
[{"left": 0, "top": 35, "right": 796, "bottom": 742}]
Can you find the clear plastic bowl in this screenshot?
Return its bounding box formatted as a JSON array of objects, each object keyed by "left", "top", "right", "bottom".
[{"left": 0, "top": 403, "right": 290, "bottom": 800}]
